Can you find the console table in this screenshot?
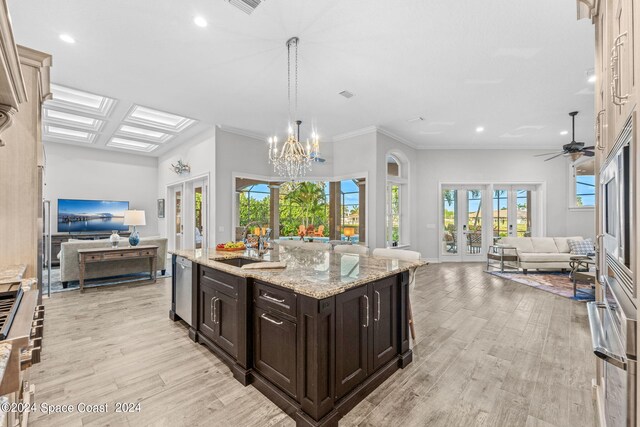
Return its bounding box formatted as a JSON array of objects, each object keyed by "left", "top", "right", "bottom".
[
  {"left": 51, "top": 232, "right": 131, "bottom": 267},
  {"left": 77, "top": 245, "right": 158, "bottom": 292}
]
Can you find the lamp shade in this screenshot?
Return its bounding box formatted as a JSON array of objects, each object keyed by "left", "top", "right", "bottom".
[
  {"left": 123, "top": 210, "right": 146, "bottom": 226},
  {"left": 343, "top": 227, "right": 355, "bottom": 237}
]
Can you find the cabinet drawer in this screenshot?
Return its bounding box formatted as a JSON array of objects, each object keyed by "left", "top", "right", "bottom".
[
  {"left": 139, "top": 249, "right": 156, "bottom": 257},
  {"left": 254, "top": 281, "right": 296, "bottom": 319},
  {"left": 201, "top": 266, "right": 239, "bottom": 298},
  {"left": 103, "top": 251, "right": 139, "bottom": 260},
  {"left": 82, "top": 254, "right": 103, "bottom": 262}
]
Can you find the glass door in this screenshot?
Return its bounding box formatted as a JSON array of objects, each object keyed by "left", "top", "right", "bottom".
[
  {"left": 492, "top": 186, "right": 535, "bottom": 243},
  {"left": 193, "top": 180, "right": 207, "bottom": 250},
  {"left": 174, "top": 187, "right": 183, "bottom": 250},
  {"left": 441, "top": 186, "right": 487, "bottom": 261}
]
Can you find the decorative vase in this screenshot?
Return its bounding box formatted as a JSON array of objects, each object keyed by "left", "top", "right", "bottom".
[
  {"left": 110, "top": 231, "right": 120, "bottom": 248},
  {"left": 129, "top": 227, "right": 140, "bottom": 246}
]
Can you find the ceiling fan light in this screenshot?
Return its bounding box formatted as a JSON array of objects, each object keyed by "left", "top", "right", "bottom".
[{"left": 569, "top": 152, "right": 583, "bottom": 161}]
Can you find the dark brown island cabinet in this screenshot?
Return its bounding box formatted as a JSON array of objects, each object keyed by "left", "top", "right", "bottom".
[{"left": 170, "top": 256, "right": 413, "bottom": 427}]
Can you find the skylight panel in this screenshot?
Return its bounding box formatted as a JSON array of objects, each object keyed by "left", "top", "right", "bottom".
[
  {"left": 107, "top": 137, "right": 159, "bottom": 153},
  {"left": 46, "top": 84, "right": 116, "bottom": 117},
  {"left": 116, "top": 125, "right": 173, "bottom": 143},
  {"left": 43, "top": 124, "right": 96, "bottom": 143},
  {"left": 124, "top": 105, "right": 196, "bottom": 133},
  {"left": 43, "top": 108, "right": 105, "bottom": 131}
]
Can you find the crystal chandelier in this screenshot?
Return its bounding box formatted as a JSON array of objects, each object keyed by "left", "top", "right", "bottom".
[{"left": 268, "top": 37, "right": 320, "bottom": 181}]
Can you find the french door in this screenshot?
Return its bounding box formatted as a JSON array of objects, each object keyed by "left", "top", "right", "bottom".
[
  {"left": 441, "top": 185, "right": 487, "bottom": 261},
  {"left": 492, "top": 185, "right": 536, "bottom": 243}
]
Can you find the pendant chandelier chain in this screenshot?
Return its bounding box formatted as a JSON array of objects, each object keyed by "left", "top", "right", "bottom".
[{"left": 268, "top": 36, "right": 319, "bottom": 181}]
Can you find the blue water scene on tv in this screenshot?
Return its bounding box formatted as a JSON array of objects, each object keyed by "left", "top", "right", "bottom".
[{"left": 58, "top": 199, "right": 129, "bottom": 233}]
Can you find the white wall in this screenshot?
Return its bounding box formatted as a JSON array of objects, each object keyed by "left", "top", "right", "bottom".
[
  {"left": 157, "top": 128, "right": 216, "bottom": 247},
  {"left": 44, "top": 142, "right": 159, "bottom": 236},
  {"left": 415, "top": 149, "right": 596, "bottom": 261},
  {"left": 214, "top": 128, "right": 273, "bottom": 243}
]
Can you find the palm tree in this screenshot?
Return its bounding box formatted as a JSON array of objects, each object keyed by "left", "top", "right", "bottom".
[{"left": 285, "top": 182, "right": 326, "bottom": 227}]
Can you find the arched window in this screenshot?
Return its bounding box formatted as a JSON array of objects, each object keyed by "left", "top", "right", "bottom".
[{"left": 386, "top": 153, "right": 409, "bottom": 247}]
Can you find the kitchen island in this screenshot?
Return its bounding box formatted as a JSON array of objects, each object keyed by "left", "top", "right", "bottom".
[{"left": 170, "top": 245, "right": 426, "bottom": 427}]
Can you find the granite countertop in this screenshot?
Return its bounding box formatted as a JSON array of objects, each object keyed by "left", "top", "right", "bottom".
[
  {"left": 0, "top": 265, "right": 26, "bottom": 285},
  {"left": 0, "top": 343, "right": 11, "bottom": 391},
  {"left": 170, "top": 245, "right": 427, "bottom": 299}
]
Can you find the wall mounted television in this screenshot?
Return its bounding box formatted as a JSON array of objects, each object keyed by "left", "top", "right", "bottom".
[{"left": 57, "top": 199, "right": 130, "bottom": 233}]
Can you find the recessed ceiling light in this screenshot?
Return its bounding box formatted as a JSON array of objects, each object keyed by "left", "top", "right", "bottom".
[
  {"left": 560, "top": 130, "right": 569, "bottom": 135},
  {"left": 476, "top": 126, "right": 484, "bottom": 133},
  {"left": 107, "top": 137, "right": 158, "bottom": 152},
  {"left": 194, "top": 16, "right": 208, "bottom": 27},
  {"left": 588, "top": 74, "right": 597, "bottom": 83},
  {"left": 124, "top": 105, "right": 196, "bottom": 133},
  {"left": 59, "top": 34, "right": 75, "bottom": 44},
  {"left": 47, "top": 84, "right": 116, "bottom": 117}
]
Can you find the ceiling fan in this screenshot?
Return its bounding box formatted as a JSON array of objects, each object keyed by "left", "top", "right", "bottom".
[{"left": 536, "top": 111, "right": 595, "bottom": 161}]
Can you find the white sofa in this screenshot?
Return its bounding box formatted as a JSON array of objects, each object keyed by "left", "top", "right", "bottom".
[
  {"left": 494, "top": 236, "right": 586, "bottom": 273},
  {"left": 58, "top": 237, "right": 168, "bottom": 287}
]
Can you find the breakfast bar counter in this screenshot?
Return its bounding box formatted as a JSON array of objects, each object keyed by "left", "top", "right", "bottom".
[{"left": 169, "top": 244, "right": 426, "bottom": 427}]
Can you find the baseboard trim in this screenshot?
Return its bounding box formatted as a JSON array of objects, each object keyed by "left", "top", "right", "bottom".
[{"left": 592, "top": 378, "right": 606, "bottom": 427}]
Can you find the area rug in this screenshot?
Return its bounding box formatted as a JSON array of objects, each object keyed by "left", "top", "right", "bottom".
[
  {"left": 487, "top": 270, "right": 595, "bottom": 301},
  {"left": 43, "top": 265, "right": 172, "bottom": 293}
]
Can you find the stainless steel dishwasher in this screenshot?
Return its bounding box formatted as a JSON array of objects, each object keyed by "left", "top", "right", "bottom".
[{"left": 175, "top": 256, "right": 193, "bottom": 326}]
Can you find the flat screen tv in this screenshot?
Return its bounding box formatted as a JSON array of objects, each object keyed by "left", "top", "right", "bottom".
[{"left": 57, "top": 199, "right": 130, "bottom": 233}]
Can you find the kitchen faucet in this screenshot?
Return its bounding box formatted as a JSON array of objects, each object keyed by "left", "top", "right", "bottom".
[{"left": 242, "top": 222, "right": 272, "bottom": 253}]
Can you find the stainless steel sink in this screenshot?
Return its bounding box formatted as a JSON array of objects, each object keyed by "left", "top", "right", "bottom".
[{"left": 215, "top": 257, "right": 264, "bottom": 267}]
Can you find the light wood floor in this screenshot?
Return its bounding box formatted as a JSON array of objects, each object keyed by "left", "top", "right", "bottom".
[{"left": 30, "top": 263, "right": 597, "bottom": 427}]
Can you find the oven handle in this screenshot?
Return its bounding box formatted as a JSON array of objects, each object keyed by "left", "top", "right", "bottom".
[{"left": 587, "top": 302, "right": 627, "bottom": 370}]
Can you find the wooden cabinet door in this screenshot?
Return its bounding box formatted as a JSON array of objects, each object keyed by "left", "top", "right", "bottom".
[
  {"left": 335, "top": 285, "right": 369, "bottom": 399},
  {"left": 610, "top": 0, "right": 636, "bottom": 131},
  {"left": 199, "top": 284, "right": 217, "bottom": 341},
  {"left": 370, "top": 277, "right": 398, "bottom": 372},
  {"left": 254, "top": 307, "right": 297, "bottom": 398},
  {"left": 215, "top": 291, "right": 239, "bottom": 358}
]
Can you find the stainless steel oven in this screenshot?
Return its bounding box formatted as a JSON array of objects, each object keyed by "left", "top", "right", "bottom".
[{"left": 590, "top": 112, "right": 637, "bottom": 427}]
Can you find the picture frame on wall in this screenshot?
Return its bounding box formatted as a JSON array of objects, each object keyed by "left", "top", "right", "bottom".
[{"left": 157, "top": 199, "right": 165, "bottom": 218}]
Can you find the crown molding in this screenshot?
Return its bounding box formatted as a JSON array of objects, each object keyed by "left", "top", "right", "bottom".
[
  {"left": 331, "top": 126, "right": 377, "bottom": 142},
  {"left": 375, "top": 127, "right": 420, "bottom": 149},
  {"left": 216, "top": 124, "right": 266, "bottom": 142},
  {"left": 417, "top": 144, "right": 561, "bottom": 150}
]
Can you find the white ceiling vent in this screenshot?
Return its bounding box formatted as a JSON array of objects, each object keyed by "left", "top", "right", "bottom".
[
  {"left": 339, "top": 90, "right": 354, "bottom": 99},
  {"left": 227, "top": 0, "right": 265, "bottom": 15}
]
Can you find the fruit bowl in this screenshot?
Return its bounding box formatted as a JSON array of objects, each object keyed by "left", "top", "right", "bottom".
[{"left": 216, "top": 241, "right": 246, "bottom": 252}]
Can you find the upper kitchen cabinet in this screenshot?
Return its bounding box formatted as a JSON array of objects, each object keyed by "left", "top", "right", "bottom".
[
  {"left": 608, "top": 0, "right": 636, "bottom": 138},
  {"left": 0, "top": 0, "right": 28, "bottom": 146},
  {"left": 0, "top": 0, "right": 51, "bottom": 279}
]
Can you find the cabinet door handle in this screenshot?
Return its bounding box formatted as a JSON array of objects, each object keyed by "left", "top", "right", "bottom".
[
  {"left": 261, "top": 313, "right": 283, "bottom": 325},
  {"left": 211, "top": 297, "right": 218, "bottom": 323},
  {"left": 262, "top": 293, "right": 285, "bottom": 304},
  {"left": 595, "top": 110, "right": 606, "bottom": 151},
  {"left": 375, "top": 291, "right": 381, "bottom": 322},
  {"left": 362, "top": 295, "right": 369, "bottom": 328},
  {"left": 610, "top": 32, "right": 629, "bottom": 105}
]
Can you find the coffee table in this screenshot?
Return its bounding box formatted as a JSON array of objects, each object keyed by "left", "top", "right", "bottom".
[{"left": 569, "top": 256, "right": 596, "bottom": 297}]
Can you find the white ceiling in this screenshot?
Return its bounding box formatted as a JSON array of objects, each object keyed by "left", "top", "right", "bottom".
[{"left": 8, "top": 0, "right": 595, "bottom": 155}]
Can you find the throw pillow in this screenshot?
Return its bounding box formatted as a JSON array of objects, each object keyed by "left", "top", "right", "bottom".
[{"left": 568, "top": 238, "right": 595, "bottom": 255}]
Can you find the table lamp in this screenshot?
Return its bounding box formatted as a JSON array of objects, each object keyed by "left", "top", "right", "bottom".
[
  {"left": 343, "top": 227, "right": 355, "bottom": 241},
  {"left": 124, "top": 210, "right": 146, "bottom": 246}
]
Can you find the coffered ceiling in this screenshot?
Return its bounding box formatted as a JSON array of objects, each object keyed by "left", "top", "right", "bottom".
[{"left": 8, "top": 0, "right": 594, "bottom": 155}]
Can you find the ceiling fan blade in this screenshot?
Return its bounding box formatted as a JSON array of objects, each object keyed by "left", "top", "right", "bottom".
[
  {"left": 581, "top": 146, "right": 595, "bottom": 150},
  {"left": 544, "top": 153, "right": 566, "bottom": 161},
  {"left": 582, "top": 150, "right": 595, "bottom": 157},
  {"left": 534, "top": 152, "right": 562, "bottom": 157}
]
